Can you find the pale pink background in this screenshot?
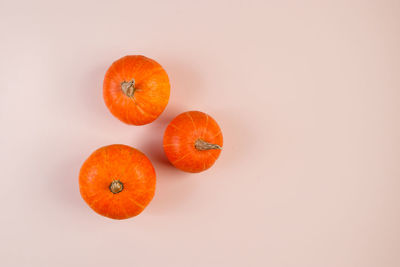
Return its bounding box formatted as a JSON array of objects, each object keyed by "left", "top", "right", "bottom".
[{"left": 1, "top": 0, "right": 399, "bottom": 266}]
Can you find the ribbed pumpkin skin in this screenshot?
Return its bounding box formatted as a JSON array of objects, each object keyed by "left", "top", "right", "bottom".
[
  {"left": 103, "top": 55, "right": 170, "bottom": 125},
  {"left": 79, "top": 144, "right": 156, "bottom": 220},
  {"left": 163, "top": 111, "right": 223, "bottom": 173}
]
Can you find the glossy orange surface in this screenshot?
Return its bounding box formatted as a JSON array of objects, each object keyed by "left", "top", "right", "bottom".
[
  {"left": 79, "top": 144, "right": 156, "bottom": 219},
  {"left": 103, "top": 55, "right": 170, "bottom": 125},
  {"left": 163, "top": 111, "right": 223, "bottom": 173}
]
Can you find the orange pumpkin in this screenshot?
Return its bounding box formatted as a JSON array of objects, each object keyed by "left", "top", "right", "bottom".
[
  {"left": 163, "top": 111, "right": 223, "bottom": 173},
  {"left": 79, "top": 144, "right": 156, "bottom": 219},
  {"left": 103, "top": 55, "right": 170, "bottom": 125}
]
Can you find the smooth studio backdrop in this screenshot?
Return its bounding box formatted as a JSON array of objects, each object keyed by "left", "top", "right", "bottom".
[{"left": 0, "top": 0, "right": 399, "bottom": 266}]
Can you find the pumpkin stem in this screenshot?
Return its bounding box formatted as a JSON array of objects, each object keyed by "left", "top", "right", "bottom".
[
  {"left": 121, "top": 79, "right": 136, "bottom": 97},
  {"left": 195, "top": 139, "right": 222, "bottom": 151},
  {"left": 109, "top": 180, "right": 124, "bottom": 194}
]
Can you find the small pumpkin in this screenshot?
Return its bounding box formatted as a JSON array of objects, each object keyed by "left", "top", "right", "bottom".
[
  {"left": 103, "top": 55, "right": 170, "bottom": 125},
  {"left": 79, "top": 144, "right": 156, "bottom": 219},
  {"left": 163, "top": 111, "right": 223, "bottom": 173}
]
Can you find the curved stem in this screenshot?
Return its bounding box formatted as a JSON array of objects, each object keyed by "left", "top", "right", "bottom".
[
  {"left": 195, "top": 139, "right": 222, "bottom": 151},
  {"left": 109, "top": 180, "right": 124, "bottom": 194},
  {"left": 121, "top": 79, "right": 135, "bottom": 97}
]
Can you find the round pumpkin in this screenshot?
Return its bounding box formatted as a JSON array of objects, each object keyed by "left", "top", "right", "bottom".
[
  {"left": 79, "top": 144, "right": 156, "bottom": 219},
  {"left": 103, "top": 55, "right": 170, "bottom": 125},
  {"left": 163, "top": 111, "right": 223, "bottom": 173}
]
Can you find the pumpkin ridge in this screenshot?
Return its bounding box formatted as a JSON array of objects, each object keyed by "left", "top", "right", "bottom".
[
  {"left": 186, "top": 112, "right": 198, "bottom": 132},
  {"left": 202, "top": 113, "right": 209, "bottom": 137},
  {"left": 128, "top": 197, "right": 145, "bottom": 210},
  {"left": 168, "top": 123, "right": 185, "bottom": 132},
  {"left": 173, "top": 151, "right": 195, "bottom": 165},
  {"left": 134, "top": 67, "right": 164, "bottom": 84},
  {"left": 132, "top": 98, "right": 158, "bottom": 118}
]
